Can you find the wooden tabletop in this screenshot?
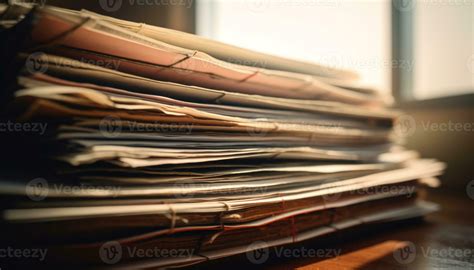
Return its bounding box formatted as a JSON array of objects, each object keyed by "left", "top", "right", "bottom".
[{"left": 197, "top": 190, "right": 474, "bottom": 269}]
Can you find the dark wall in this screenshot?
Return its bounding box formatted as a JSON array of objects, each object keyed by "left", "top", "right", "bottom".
[{"left": 400, "top": 98, "right": 474, "bottom": 194}]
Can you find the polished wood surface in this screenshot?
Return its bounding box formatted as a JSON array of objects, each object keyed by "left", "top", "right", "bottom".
[{"left": 198, "top": 190, "right": 474, "bottom": 269}]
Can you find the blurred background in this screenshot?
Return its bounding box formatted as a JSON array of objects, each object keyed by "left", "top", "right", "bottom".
[{"left": 5, "top": 0, "right": 474, "bottom": 194}]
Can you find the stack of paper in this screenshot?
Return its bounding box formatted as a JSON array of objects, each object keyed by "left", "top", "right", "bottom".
[{"left": 0, "top": 4, "right": 444, "bottom": 269}]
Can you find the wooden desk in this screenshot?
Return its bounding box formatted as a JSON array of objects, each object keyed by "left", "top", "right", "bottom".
[{"left": 196, "top": 190, "right": 474, "bottom": 269}]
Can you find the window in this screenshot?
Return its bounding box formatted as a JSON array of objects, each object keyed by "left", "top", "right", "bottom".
[
  {"left": 197, "top": 0, "right": 391, "bottom": 93},
  {"left": 413, "top": 1, "right": 473, "bottom": 99},
  {"left": 197, "top": 0, "right": 474, "bottom": 100}
]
